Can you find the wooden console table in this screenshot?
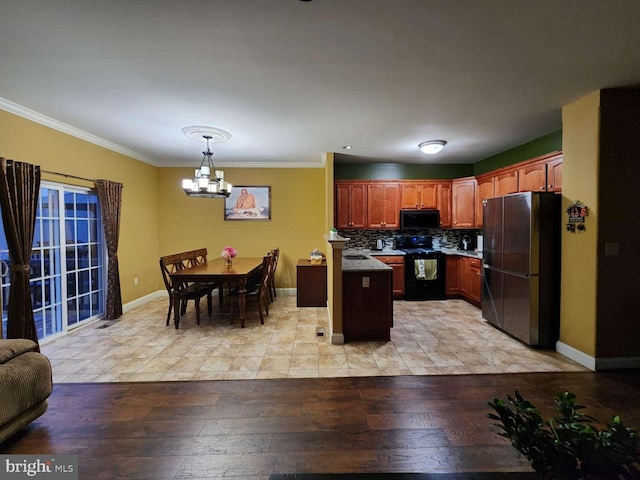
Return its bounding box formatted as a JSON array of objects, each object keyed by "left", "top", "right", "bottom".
[{"left": 296, "top": 259, "right": 327, "bottom": 307}]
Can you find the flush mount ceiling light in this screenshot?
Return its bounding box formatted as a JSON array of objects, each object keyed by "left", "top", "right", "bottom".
[
  {"left": 418, "top": 140, "right": 447, "bottom": 155},
  {"left": 181, "top": 127, "right": 232, "bottom": 198}
]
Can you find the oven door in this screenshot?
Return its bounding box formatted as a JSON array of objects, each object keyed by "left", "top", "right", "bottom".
[{"left": 404, "top": 252, "right": 446, "bottom": 300}]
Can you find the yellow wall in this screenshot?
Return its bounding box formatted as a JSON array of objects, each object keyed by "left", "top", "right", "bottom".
[
  {"left": 560, "top": 91, "right": 600, "bottom": 356},
  {"left": 1, "top": 109, "right": 162, "bottom": 303},
  {"left": 157, "top": 166, "right": 327, "bottom": 289}
]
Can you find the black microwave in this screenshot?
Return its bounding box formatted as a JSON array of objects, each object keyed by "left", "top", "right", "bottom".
[{"left": 400, "top": 209, "right": 440, "bottom": 231}]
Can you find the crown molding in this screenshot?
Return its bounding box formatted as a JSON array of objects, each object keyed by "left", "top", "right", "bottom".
[
  {"left": 0, "top": 97, "right": 158, "bottom": 166},
  {"left": 1, "top": 97, "right": 328, "bottom": 169},
  {"left": 159, "top": 160, "right": 326, "bottom": 169}
]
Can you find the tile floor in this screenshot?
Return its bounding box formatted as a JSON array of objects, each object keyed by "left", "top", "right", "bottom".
[{"left": 42, "top": 293, "right": 588, "bottom": 383}]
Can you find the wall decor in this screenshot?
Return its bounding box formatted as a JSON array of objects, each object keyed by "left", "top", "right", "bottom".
[
  {"left": 566, "top": 200, "right": 589, "bottom": 233},
  {"left": 224, "top": 186, "right": 271, "bottom": 221}
]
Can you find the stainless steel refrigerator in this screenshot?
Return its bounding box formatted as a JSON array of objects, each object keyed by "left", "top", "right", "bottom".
[{"left": 481, "top": 192, "right": 561, "bottom": 347}]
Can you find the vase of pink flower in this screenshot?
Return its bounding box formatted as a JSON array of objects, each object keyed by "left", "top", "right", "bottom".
[{"left": 221, "top": 246, "right": 237, "bottom": 266}]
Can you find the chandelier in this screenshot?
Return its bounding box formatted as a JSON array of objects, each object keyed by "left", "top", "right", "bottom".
[{"left": 181, "top": 135, "right": 231, "bottom": 198}]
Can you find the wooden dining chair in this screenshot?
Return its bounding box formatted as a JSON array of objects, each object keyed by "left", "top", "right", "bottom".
[
  {"left": 229, "top": 254, "right": 272, "bottom": 325},
  {"left": 268, "top": 247, "right": 279, "bottom": 302},
  {"left": 159, "top": 253, "right": 215, "bottom": 326},
  {"left": 185, "top": 248, "right": 225, "bottom": 307}
]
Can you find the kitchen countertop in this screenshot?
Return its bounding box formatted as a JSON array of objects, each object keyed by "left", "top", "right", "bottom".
[
  {"left": 342, "top": 251, "right": 393, "bottom": 271},
  {"left": 344, "top": 248, "right": 482, "bottom": 259},
  {"left": 342, "top": 248, "right": 483, "bottom": 272},
  {"left": 440, "top": 248, "right": 483, "bottom": 259}
]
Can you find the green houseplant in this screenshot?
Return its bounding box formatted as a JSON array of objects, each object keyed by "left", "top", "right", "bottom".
[{"left": 488, "top": 391, "right": 640, "bottom": 479}]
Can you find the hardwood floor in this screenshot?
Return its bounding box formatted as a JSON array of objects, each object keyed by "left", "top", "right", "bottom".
[{"left": 2, "top": 371, "right": 640, "bottom": 479}]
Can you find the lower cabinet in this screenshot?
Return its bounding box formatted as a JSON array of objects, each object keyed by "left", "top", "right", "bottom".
[
  {"left": 375, "top": 256, "right": 405, "bottom": 299},
  {"left": 466, "top": 257, "right": 482, "bottom": 306},
  {"left": 445, "top": 256, "right": 460, "bottom": 294},
  {"left": 343, "top": 270, "right": 393, "bottom": 342},
  {"left": 446, "top": 255, "right": 481, "bottom": 307}
]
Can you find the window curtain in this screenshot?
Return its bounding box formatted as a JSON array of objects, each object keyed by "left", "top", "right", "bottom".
[
  {"left": 96, "top": 179, "right": 123, "bottom": 320},
  {"left": 0, "top": 158, "right": 41, "bottom": 347}
]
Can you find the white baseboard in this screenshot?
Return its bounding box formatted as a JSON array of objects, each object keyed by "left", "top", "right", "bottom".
[
  {"left": 556, "top": 341, "right": 640, "bottom": 371},
  {"left": 556, "top": 341, "right": 596, "bottom": 371},
  {"left": 123, "top": 290, "right": 167, "bottom": 313}
]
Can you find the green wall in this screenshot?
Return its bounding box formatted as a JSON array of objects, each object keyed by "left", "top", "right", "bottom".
[
  {"left": 473, "top": 131, "right": 562, "bottom": 175},
  {"left": 334, "top": 162, "right": 472, "bottom": 180}
]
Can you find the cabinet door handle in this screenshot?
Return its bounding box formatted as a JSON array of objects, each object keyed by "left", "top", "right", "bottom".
[{"left": 540, "top": 186, "right": 545, "bottom": 190}]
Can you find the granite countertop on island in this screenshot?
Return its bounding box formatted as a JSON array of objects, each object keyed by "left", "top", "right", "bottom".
[
  {"left": 342, "top": 252, "right": 393, "bottom": 272},
  {"left": 344, "top": 248, "right": 482, "bottom": 260}
]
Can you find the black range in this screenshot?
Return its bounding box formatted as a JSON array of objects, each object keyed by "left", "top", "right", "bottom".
[{"left": 396, "top": 235, "right": 446, "bottom": 300}]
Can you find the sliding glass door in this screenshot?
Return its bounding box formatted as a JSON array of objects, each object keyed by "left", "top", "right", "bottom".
[{"left": 1, "top": 182, "right": 105, "bottom": 340}]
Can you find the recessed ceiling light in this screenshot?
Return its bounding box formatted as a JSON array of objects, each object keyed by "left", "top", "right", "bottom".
[
  {"left": 342, "top": 145, "right": 352, "bottom": 150},
  {"left": 418, "top": 140, "right": 447, "bottom": 154}
]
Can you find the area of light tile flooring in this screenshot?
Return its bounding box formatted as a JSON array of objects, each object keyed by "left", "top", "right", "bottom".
[{"left": 42, "top": 293, "right": 588, "bottom": 383}]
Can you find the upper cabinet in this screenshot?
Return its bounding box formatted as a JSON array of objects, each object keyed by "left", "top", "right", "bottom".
[
  {"left": 494, "top": 169, "right": 519, "bottom": 196},
  {"left": 335, "top": 182, "right": 367, "bottom": 229},
  {"left": 335, "top": 151, "right": 561, "bottom": 231},
  {"left": 475, "top": 152, "right": 562, "bottom": 228},
  {"left": 400, "top": 182, "right": 438, "bottom": 209},
  {"left": 451, "top": 177, "right": 476, "bottom": 228},
  {"left": 367, "top": 183, "right": 400, "bottom": 229},
  {"left": 546, "top": 156, "right": 563, "bottom": 192},
  {"left": 518, "top": 152, "right": 563, "bottom": 193},
  {"left": 475, "top": 175, "right": 494, "bottom": 228},
  {"left": 437, "top": 181, "right": 452, "bottom": 228}
]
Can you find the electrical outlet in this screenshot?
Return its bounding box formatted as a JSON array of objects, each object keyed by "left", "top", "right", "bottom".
[
  {"left": 362, "top": 276, "right": 370, "bottom": 288},
  {"left": 133, "top": 277, "right": 139, "bottom": 286}
]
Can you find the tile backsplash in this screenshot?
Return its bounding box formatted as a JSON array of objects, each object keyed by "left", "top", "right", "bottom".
[{"left": 337, "top": 228, "right": 482, "bottom": 251}]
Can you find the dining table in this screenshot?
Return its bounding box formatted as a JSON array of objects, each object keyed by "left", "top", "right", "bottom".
[{"left": 169, "top": 256, "right": 264, "bottom": 329}]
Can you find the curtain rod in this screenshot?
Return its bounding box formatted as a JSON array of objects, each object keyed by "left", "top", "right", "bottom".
[{"left": 41, "top": 170, "right": 96, "bottom": 183}]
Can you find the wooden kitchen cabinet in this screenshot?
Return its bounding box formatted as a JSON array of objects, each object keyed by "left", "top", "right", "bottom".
[
  {"left": 451, "top": 177, "right": 476, "bottom": 228},
  {"left": 367, "top": 183, "right": 400, "bottom": 229},
  {"left": 466, "top": 257, "right": 482, "bottom": 306},
  {"left": 518, "top": 152, "right": 563, "bottom": 193},
  {"left": 447, "top": 255, "right": 481, "bottom": 306},
  {"left": 400, "top": 182, "right": 439, "bottom": 209},
  {"left": 494, "top": 169, "right": 519, "bottom": 196},
  {"left": 475, "top": 174, "right": 494, "bottom": 228},
  {"left": 437, "top": 181, "right": 452, "bottom": 227},
  {"left": 459, "top": 256, "right": 471, "bottom": 297},
  {"left": 476, "top": 169, "right": 517, "bottom": 228},
  {"left": 518, "top": 160, "right": 547, "bottom": 192},
  {"left": 547, "top": 156, "right": 563, "bottom": 192},
  {"left": 296, "top": 259, "right": 327, "bottom": 307},
  {"left": 343, "top": 269, "right": 392, "bottom": 342},
  {"left": 445, "top": 255, "right": 460, "bottom": 295},
  {"left": 335, "top": 182, "right": 367, "bottom": 229},
  {"left": 375, "top": 255, "right": 405, "bottom": 299}
]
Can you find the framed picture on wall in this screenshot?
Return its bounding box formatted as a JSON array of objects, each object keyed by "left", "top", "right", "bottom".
[{"left": 224, "top": 186, "right": 271, "bottom": 221}]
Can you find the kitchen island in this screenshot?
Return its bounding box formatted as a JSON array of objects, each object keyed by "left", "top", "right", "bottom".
[{"left": 342, "top": 252, "right": 393, "bottom": 342}]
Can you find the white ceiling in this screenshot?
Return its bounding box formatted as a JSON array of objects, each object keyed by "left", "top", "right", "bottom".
[{"left": 2, "top": 0, "right": 640, "bottom": 168}]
